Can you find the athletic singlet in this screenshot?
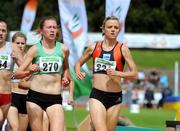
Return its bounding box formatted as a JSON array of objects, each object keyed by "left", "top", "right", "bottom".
[
  {"left": 11, "top": 63, "right": 20, "bottom": 83},
  {"left": 92, "top": 41, "right": 125, "bottom": 74},
  {"left": 0, "top": 42, "right": 14, "bottom": 71},
  {"left": 32, "top": 41, "right": 64, "bottom": 75}
]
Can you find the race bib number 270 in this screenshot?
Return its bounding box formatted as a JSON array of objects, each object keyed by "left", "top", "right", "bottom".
[{"left": 39, "top": 57, "right": 62, "bottom": 73}]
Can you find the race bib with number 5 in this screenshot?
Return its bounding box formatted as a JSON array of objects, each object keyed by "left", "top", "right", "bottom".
[
  {"left": 94, "top": 57, "right": 116, "bottom": 72},
  {"left": 39, "top": 57, "right": 62, "bottom": 73},
  {"left": 0, "top": 55, "right": 11, "bottom": 70}
]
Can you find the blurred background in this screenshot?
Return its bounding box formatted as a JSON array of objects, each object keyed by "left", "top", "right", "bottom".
[{"left": 1, "top": 0, "right": 180, "bottom": 33}]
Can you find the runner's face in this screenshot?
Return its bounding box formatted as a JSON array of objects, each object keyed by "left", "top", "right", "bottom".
[
  {"left": 42, "top": 20, "right": 58, "bottom": 40},
  {"left": 104, "top": 19, "right": 120, "bottom": 39},
  {"left": 0, "top": 22, "right": 7, "bottom": 44},
  {"left": 14, "top": 37, "right": 26, "bottom": 52}
]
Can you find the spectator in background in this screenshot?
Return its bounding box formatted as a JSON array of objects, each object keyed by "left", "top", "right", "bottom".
[
  {"left": 134, "top": 71, "right": 146, "bottom": 88},
  {"left": 144, "top": 87, "right": 154, "bottom": 108},
  {"left": 158, "top": 86, "right": 173, "bottom": 108},
  {"left": 148, "top": 70, "right": 160, "bottom": 88},
  {"left": 162, "top": 87, "right": 173, "bottom": 99},
  {"left": 160, "top": 74, "right": 169, "bottom": 88},
  {"left": 122, "top": 79, "right": 133, "bottom": 106},
  {"left": 138, "top": 71, "right": 146, "bottom": 81},
  {"left": 156, "top": 73, "right": 171, "bottom": 108},
  {"left": 131, "top": 86, "right": 139, "bottom": 104}
]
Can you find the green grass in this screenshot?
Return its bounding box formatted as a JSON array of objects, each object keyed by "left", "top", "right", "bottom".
[
  {"left": 64, "top": 108, "right": 89, "bottom": 130},
  {"left": 64, "top": 108, "right": 176, "bottom": 130},
  {"left": 87, "top": 49, "right": 180, "bottom": 70},
  {"left": 121, "top": 108, "right": 176, "bottom": 130},
  {"left": 131, "top": 50, "right": 180, "bottom": 70}
]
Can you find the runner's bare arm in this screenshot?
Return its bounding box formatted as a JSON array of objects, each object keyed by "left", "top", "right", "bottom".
[
  {"left": 106, "top": 44, "right": 138, "bottom": 79},
  {"left": 14, "top": 45, "right": 37, "bottom": 79},
  {"left": 74, "top": 42, "right": 95, "bottom": 80}
]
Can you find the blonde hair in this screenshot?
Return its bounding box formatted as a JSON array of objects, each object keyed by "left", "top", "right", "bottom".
[{"left": 100, "top": 16, "right": 120, "bottom": 36}]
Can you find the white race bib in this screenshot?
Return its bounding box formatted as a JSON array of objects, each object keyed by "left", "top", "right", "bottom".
[
  {"left": 0, "top": 55, "right": 11, "bottom": 70},
  {"left": 39, "top": 57, "right": 62, "bottom": 73},
  {"left": 94, "top": 57, "right": 116, "bottom": 72}
]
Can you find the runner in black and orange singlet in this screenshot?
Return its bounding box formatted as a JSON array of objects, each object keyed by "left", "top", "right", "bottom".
[{"left": 75, "top": 16, "right": 138, "bottom": 131}]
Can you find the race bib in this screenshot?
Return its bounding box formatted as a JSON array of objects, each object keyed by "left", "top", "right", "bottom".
[
  {"left": 39, "top": 57, "right": 62, "bottom": 73},
  {"left": 0, "top": 55, "right": 11, "bottom": 70},
  {"left": 94, "top": 57, "right": 116, "bottom": 72}
]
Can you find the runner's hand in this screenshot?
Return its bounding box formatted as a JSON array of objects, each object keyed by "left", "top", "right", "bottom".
[
  {"left": 61, "top": 77, "right": 70, "bottom": 87},
  {"left": 30, "top": 64, "right": 39, "bottom": 72},
  {"left": 76, "top": 71, "right": 85, "bottom": 80}
]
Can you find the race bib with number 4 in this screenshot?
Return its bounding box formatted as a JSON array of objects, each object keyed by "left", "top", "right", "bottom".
[
  {"left": 0, "top": 55, "right": 11, "bottom": 70},
  {"left": 94, "top": 57, "right": 116, "bottom": 72},
  {"left": 39, "top": 57, "right": 62, "bottom": 73}
]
